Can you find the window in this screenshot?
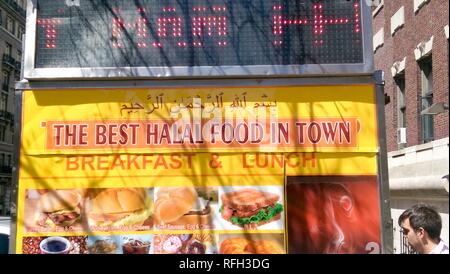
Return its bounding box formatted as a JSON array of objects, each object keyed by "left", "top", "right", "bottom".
[
  {"left": 6, "top": 154, "right": 11, "bottom": 167},
  {"left": 396, "top": 75, "right": 406, "bottom": 128},
  {"left": 395, "top": 74, "right": 406, "bottom": 148},
  {"left": 0, "top": 9, "right": 3, "bottom": 26},
  {"left": 2, "top": 70, "right": 10, "bottom": 86},
  {"left": 5, "top": 43, "right": 12, "bottom": 56},
  {"left": 419, "top": 57, "right": 433, "bottom": 143},
  {"left": 17, "top": 50, "right": 22, "bottom": 62},
  {"left": 18, "top": 26, "right": 25, "bottom": 40},
  {"left": 0, "top": 125, "right": 5, "bottom": 142},
  {"left": 6, "top": 17, "right": 14, "bottom": 34},
  {"left": 0, "top": 93, "right": 7, "bottom": 111}
]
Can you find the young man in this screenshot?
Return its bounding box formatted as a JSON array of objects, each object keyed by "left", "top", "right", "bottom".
[{"left": 398, "top": 204, "right": 449, "bottom": 254}]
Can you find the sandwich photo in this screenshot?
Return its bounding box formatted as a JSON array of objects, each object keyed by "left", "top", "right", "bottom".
[
  {"left": 34, "top": 189, "right": 82, "bottom": 228},
  {"left": 153, "top": 186, "right": 215, "bottom": 228},
  {"left": 86, "top": 188, "right": 153, "bottom": 228},
  {"left": 219, "top": 188, "right": 284, "bottom": 229}
]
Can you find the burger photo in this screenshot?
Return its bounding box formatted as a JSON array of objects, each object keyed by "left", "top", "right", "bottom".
[
  {"left": 85, "top": 188, "right": 153, "bottom": 228},
  {"left": 219, "top": 188, "right": 284, "bottom": 229},
  {"left": 34, "top": 189, "right": 82, "bottom": 228},
  {"left": 153, "top": 186, "right": 216, "bottom": 229}
]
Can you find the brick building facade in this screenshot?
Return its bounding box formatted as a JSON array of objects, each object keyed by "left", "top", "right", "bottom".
[
  {"left": 373, "top": 0, "right": 448, "bottom": 150},
  {"left": 372, "top": 0, "right": 448, "bottom": 253}
]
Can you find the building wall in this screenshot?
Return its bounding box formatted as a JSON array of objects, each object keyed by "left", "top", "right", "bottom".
[
  {"left": 388, "top": 138, "right": 449, "bottom": 253},
  {"left": 0, "top": 0, "right": 26, "bottom": 216},
  {"left": 373, "top": 0, "right": 448, "bottom": 151},
  {"left": 372, "top": 0, "right": 449, "bottom": 253}
]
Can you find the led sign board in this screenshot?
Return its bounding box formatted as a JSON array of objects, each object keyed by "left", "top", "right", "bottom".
[{"left": 24, "top": 0, "right": 373, "bottom": 78}]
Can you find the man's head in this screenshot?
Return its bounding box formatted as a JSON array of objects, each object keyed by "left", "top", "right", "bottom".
[{"left": 398, "top": 204, "right": 442, "bottom": 253}]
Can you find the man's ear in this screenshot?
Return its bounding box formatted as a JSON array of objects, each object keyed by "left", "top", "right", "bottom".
[{"left": 416, "top": 227, "right": 426, "bottom": 239}]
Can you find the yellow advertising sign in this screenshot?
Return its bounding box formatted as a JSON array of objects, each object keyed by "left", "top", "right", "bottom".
[
  {"left": 16, "top": 85, "right": 381, "bottom": 254},
  {"left": 19, "top": 152, "right": 376, "bottom": 184},
  {"left": 16, "top": 152, "right": 377, "bottom": 254},
  {"left": 21, "top": 85, "right": 377, "bottom": 155}
]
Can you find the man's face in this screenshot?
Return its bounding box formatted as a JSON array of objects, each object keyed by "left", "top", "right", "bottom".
[{"left": 400, "top": 218, "right": 422, "bottom": 253}]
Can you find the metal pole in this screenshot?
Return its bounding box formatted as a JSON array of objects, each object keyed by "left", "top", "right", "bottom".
[
  {"left": 9, "top": 89, "right": 22, "bottom": 254},
  {"left": 374, "top": 70, "right": 394, "bottom": 254}
]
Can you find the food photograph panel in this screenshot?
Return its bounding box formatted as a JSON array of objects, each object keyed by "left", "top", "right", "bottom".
[
  {"left": 85, "top": 188, "right": 154, "bottom": 231},
  {"left": 23, "top": 188, "right": 154, "bottom": 233},
  {"left": 218, "top": 233, "right": 285, "bottom": 254},
  {"left": 87, "top": 234, "right": 153, "bottom": 254},
  {"left": 153, "top": 186, "right": 218, "bottom": 230},
  {"left": 22, "top": 236, "right": 88, "bottom": 254},
  {"left": 23, "top": 189, "right": 86, "bottom": 233},
  {"left": 217, "top": 186, "right": 285, "bottom": 231},
  {"left": 153, "top": 233, "right": 218, "bottom": 254},
  {"left": 286, "top": 176, "right": 382, "bottom": 254}
]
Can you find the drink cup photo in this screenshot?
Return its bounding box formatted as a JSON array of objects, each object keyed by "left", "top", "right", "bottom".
[
  {"left": 39, "top": 237, "right": 71, "bottom": 254},
  {"left": 122, "top": 239, "right": 151, "bottom": 254}
]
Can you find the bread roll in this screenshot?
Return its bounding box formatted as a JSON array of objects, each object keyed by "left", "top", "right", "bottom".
[
  {"left": 252, "top": 240, "right": 284, "bottom": 254},
  {"left": 154, "top": 186, "right": 198, "bottom": 224},
  {"left": 89, "top": 188, "right": 147, "bottom": 214},
  {"left": 39, "top": 190, "right": 81, "bottom": 212},
  {"left": 166, "top": 212, "right": 212, "bottom": 225},
  {"left": 221, "top": 188, "right": 279, "bottom": 211},
  {"left": 220, "top": 238, "right": 284, "bottom": 254},
  {"left": 220, "top": 238, "right": 251, "bottom": 254}
]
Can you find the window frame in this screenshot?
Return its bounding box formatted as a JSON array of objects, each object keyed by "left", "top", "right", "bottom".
[
  {"left": 0, "top": 93, "right": 7, "bottom": 111},
  {"left": 0, "top": 125, "right": 5, "bottom": 142},
  {"left": 395, "top": 74, "right": 406, "bottom": 129},
  {"left": 419, "top": 57, "right": 434, "bottom": 143},
  {"left": 6, "top": 16, "right": 14, "bottom": 34},
  {"left": 5, "top": 43, "right": 12, "bottom": 56}
]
